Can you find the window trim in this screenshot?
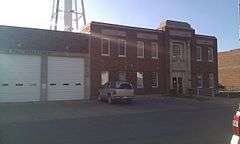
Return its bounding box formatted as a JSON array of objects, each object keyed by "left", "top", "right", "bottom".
[
  {"left": 101, "top": 38, "right": 110, "bottom": 56},
  {"left": 197, "top": 75, "right": 203, "bottom": 88},
  {"left": 208, "top": 47, "right": 214, "bottom": 62},
  {"left": 151, "top": 72, "right": 159, "bottom": 88},
  {"left": 137, "top": 72, "right": 144, "bottom": 88},
  {"left": 137, "top": 41, "right": 145, "bottom": 58},
  {"left": 151, "top": 42, "right": 159, "bottom": 59},
  {"left": 196, "top": 46, "right": 202, "bottom": 62},
  {"left": 118, "top": 39, "right": 127, "bottom": 57}
]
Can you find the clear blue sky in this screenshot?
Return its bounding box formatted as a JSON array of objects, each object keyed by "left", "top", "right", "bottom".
[{"left": 0, "top": 0, "right": 239, "bottom": 52}]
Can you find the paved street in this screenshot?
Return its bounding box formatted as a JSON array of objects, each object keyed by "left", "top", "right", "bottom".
[{"left": 0, "top": 97, "right": 238, "bottom": 144}]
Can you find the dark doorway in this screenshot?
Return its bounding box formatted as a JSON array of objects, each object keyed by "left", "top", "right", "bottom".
[{"left": 172, "top": 77, "right": 183, "bottom": 94}]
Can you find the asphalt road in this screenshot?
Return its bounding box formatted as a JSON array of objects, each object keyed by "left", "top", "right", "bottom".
[{"left": 0, "top": 99, "right": 236, "bottom": 144}]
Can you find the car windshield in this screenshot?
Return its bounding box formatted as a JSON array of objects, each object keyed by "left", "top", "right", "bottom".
[{"left": 118, "top": 83, "right": 132, "bottom": 89}]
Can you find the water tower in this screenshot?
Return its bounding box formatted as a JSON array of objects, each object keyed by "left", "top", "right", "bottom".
[{"left": 50, "top": 0, "right": 86, "bottom": 32}]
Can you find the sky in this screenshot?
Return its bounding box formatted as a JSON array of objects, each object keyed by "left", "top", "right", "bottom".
[{"left": 0, "top": 0, "right": 239, "bottom": 52}]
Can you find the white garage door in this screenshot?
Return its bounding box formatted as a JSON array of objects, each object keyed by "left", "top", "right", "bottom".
[
  {"left": 47, "top": 57, "right": 85, "bottom": 101},
  {"left": 0, "top": 54, "right": 41, "bottom": 102}
]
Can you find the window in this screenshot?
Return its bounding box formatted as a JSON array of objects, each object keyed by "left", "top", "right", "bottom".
[
  {"left": 50, "top": 83, "right": 57, "bottom": 86},
  {"left": 2, "top": 83, "right": 9, "bottom": 86},
  {"left": 196, "top": 46, "right": 202, "bottom": 61},
  {"left": 172, "top": 44, "right": 184, "bottom": 61},
  {"left": 172, "top": 45, "right": 181, "bottom": 59},
  {"left": 137, "top": 41, "right": 144, "bottom": 58},
  {"left": 16, "top": 83, "right": 23, "bottom": 86},
  {"left": 101, "top": 71, "right": 109, "bottom": 85},
  {"left": 151, "top": 42, "right": 158, "bottom": 59},
  {"left": 101, "top": 38, "right": 110, "bottom": 56},
  {"left": 118, "top": 40, "right": 127, "bottom": 57},
  {"left": 75, "top": 83, "right": 82, "bottom": 86},
  {"left": 152, "top": 72, "right": 158, "bottom": 88},
  {"left": 197, "top": 75, "right": 203, "bottom": 88},
  {"left": 209, "top": 73, "right": 214, "bottom": 88},
  {"left": 137, "top": 72, "right": 144, "bottom": 88},
  {"left": 119, "top": 71, "right": 126, "bottom": 81},
  {"left": 208, "top": 47, "right": 213, "bottom": 62}
]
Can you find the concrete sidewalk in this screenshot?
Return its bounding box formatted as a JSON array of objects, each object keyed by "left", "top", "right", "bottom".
[{"left": 137, "top": 94, "right": 240, "bottom": 106}]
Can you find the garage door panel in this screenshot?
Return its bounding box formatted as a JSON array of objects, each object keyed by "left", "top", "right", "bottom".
[
  {"left": 0, "top": 54, "right": 41, "bottom": 102},
  {"left": 47, "top": 57, "right": 85, "bottom": 101}
]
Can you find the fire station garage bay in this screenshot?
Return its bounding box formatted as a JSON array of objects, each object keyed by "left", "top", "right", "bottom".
[{"left": 0, "top": 26, "right": 90, "bottom": 102}]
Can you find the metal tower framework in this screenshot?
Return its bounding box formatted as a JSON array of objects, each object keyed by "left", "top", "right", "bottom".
[{"left": 50, "top": 0, "right": 86, "bottom": 32}]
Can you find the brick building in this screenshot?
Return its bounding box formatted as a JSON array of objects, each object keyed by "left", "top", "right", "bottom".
[
  {"left": 82, "top": 20, "right": 218, "bottom": 97},
  {"left": 218, "top": 48, "right": 240, "bottom": 90},
  {"left": 0, "top": 20, "right": 218, "bottom": 103}
]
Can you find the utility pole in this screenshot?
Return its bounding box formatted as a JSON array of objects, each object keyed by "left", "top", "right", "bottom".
[{"left": 50, "top": 0, "right": 86, "bottom": 32}]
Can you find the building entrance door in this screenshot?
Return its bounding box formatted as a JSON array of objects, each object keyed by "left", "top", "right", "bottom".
[{"left": 172, "top": 77, "right": 183, "bottom": 94}]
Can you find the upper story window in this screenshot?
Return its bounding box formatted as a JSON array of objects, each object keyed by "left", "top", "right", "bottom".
[
  {"left": 172, "top": 44, "right": 184, "bottom": 61},
  {"left": 173, "top": 45, "right": 180, "bottom": 58},
  {"left": 197, "top": 75, "right": 203, "bottom": 88},
  {"left": 209, "top": 73, "right": 214, "bottom": 88},
  {"left": 101, "top": 38, "right": 110, "bottom": 56},
  {"left": 196, "top": 46, "right": 202, "bottom": 62},
  {"left": 151, "top": 42, "right": 158, "bottom": 59},
  {"left": 118, "top": 39, "right": 127, "bottom": 57},
  {"left": 137, "top": 41, "right": 144, "bottom": 58},
  {"left": 208, "top": 47, "right": 213, "bottom": 62}
]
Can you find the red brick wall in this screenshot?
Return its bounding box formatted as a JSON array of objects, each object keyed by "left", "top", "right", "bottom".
[
  {"left": 218, "top": 49, "right": 240, "bottom": 90},
  {"left": 192, "top": 36, "right": 218, "bottom": 96},
  {"left": 87, "top": 22, "right": 218, "bottom": 98},
  {"left": 162, "top": 27, "right": 218, "bottom": 96},
  {"left": 0, "top": 25, "right": 89, "bottom": 53},
  {"left": 89, "top": 23, "right": 168, "bottom": 98}
]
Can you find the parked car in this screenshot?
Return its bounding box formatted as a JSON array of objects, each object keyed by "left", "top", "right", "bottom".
[
  {"left": 98, "top": 81, "right": 135, "bottom": 104},
  {"left": 231, "top": 105, "right": 240, "bottom": 144}
]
